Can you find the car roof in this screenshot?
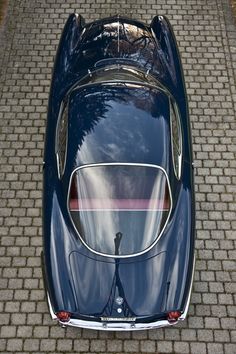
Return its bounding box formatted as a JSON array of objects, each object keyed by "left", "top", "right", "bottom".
[{"left": 66, "top": 82, "right": 171, "bottom": 174}]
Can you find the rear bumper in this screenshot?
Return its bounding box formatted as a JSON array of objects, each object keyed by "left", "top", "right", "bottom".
[{"left": 47, "top": 293, "right": 184, "bottom": 330}]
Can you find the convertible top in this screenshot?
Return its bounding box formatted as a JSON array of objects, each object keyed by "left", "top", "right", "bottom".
[{"left": 67, "top": 82, "right": 171, "bottom": 171}]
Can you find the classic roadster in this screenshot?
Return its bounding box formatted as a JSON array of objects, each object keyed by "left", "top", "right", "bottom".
[{"left": 42, "top": 13, "right": 195, "bottom": 330}]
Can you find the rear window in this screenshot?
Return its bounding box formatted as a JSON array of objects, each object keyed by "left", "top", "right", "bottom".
[{"left": 69, "top": 164, "right": 171, "bottom": 257}]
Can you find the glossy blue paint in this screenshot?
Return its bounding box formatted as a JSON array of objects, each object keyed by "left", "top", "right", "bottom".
[
  {"left": 42, "top": 14, "right": 195, "bottom": 327},
  {"left": 67, "top": 84, "right": 171, "bottom": 170}
]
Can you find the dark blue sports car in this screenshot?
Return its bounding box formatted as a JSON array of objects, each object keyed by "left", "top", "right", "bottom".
[{"left": 42, "top": 13, "right": 195, "bottom": 330}]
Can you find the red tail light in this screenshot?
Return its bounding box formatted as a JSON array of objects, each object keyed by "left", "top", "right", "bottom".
[
  {"left": 56, "top": 311, "right": 71, "bottom": 322},
  {"left": 167, "top": 311, "right": 181, "bottom": 323}
]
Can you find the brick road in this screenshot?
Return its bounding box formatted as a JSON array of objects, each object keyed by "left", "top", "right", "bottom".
[{"left": 0, "top": 0, "right": 235, "bottom": 353}]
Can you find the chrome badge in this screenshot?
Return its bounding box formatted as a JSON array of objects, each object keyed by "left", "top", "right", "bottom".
[{"left": 115, "top": 296, "right": 124, "bottom": 305}]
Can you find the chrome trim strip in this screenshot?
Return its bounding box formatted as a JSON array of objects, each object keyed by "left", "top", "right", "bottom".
[
  {"left": 179, "top": 254, "right": 195, "bottom": 320},
  {"left": 61, "top": 318, "right": 176, "bottom": 331},
  {"left": 70, "top": 208, "right": 169, "bottom": 212},
  {"left": 70, "top": 80, "right": 168, "bottom": 100},
  {"left": 101, "top": 316, "right": 136, "bottom": 322},
  {"left": 67, "top": 163, "right": 173, "bottom": 259},
  {"left": 117, "top": 15, "right": 120, "bottom": 53},
  {"left": 47, "top": 293, "right": 57, "bottom": 320}
]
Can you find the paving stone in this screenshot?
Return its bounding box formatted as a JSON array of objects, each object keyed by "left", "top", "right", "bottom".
[
  {"left": 190, "top": 342, "right": 207, "bottom": 354},
  {"left": 156, "top": 341, "right": 173, "bottom": 353},
  {"left": 174, "top": 341, "right": 190, "bottom": 354},
  {"left": 73, "top": 339, "right": 90, "bottom": 352},
  {"left": 107, "top": 339, "right": 123, "bottom": 352},
  {"left": 140, "top": 340, "right": 156, "bottom": 352},
  {"left": 23, "top": 339, "right": 40, "bottom": 352},
  {"left": 207, "top": 342, "right": 224, "bottom": 354},
  {"left": 90, "top": 339, "right": 106, "bottom": 352},
  {"left": 6, "top": 338, "right": 23, "bottom": 352}
]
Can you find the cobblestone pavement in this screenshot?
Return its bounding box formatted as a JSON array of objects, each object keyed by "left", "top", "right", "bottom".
[{"left": 0, "top": 0, "right": 235, "bottom": 353}]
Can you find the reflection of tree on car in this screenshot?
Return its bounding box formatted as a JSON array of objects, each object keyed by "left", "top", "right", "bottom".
[
  {"left": 70, "top": 84, "right": 163, "bottom": 150},
  {"left": 73, "top": 20, "right": 160, "bottom": 74}
]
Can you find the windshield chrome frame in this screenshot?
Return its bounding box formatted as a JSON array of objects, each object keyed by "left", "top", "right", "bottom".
[{"left": 67, "top": 163, "right": 173, "bottom": 259}]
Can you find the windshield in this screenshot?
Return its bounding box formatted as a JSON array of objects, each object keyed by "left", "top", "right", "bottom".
[
  {"left": 72, "top": 65, "right": 165, "bottom": 92},
  {"left": 69, "top": 164, "right": 171, "bottom": 257}
]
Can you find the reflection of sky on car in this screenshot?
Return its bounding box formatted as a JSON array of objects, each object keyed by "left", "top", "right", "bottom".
[
  {"left": 68, "top": 84, "right": 170, "bottom": 169},
  {"left": 78, "top": 101, "right": 152, "bottom": 163}
]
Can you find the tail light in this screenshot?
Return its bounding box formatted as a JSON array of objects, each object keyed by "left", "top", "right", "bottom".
[
  {"left": 167, "top": 311, "right": 181, "bottom": 323},
  {"left": 56, "top": 311, "right": 71, "bottom": 322}
]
